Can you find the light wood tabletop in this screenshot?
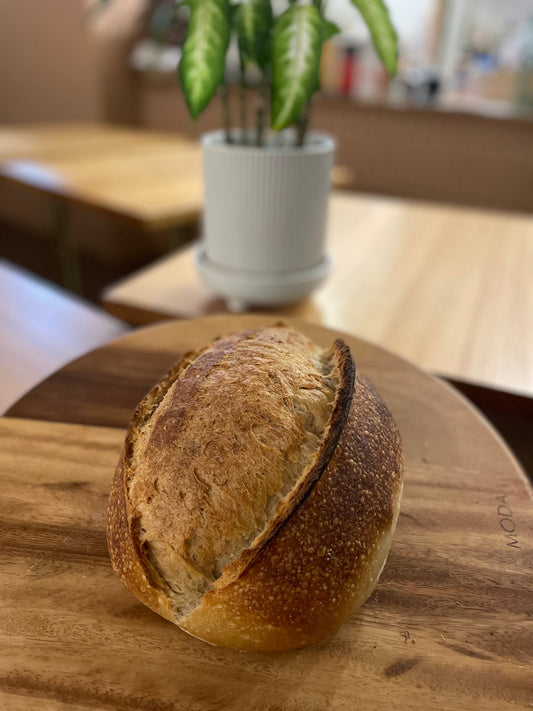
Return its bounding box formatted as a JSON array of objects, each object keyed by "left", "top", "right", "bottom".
[
  {"left": 0, "top": 123, "right": 204, "bottom": 230},
  {"left": 0, "top": 260, "right": 128, "bottom": 414},
  {"left": 103, "top": 192, "right": 533, "bottom": 398},
  {"left": 3, "top": 315, "right": 532, "bottom": 710}
]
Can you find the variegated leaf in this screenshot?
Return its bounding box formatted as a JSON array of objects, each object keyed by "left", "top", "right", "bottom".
[
  {"left": 179, "top": 0, "right": 231, "bottom": 119},
  {"left": 234, "top": 0, "right": 273, "bottom": 65},
  {"left": 349, "top": 0, "right": 398, "bottom": 75},
  {"left": 271, "top": 5, "right": 323, "bottom": 131}
]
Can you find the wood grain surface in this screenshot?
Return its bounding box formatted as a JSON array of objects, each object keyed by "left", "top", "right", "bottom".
[
  {"left": 2, "top": 315, "right": 532, "bottom": 710},
  {"left": 102, "top": 193, "right": 533, "bottom": 399},
  {"left": 0, "top": 260, "right": 127, "bottom": 415},
  {"left": 0, "top": 123, "right": 203, "bottom": 230}
]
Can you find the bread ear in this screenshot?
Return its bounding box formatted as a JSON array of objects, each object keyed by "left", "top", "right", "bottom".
[
  {"left": 210, "top": 338, "right": 355, "bottom": 590},
  {"left": 180, "top": 374, "right": 403, "bottom": 651}
]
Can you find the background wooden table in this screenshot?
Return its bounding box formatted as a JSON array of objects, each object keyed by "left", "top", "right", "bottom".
[
  {"left": 2, "top": 315, "right": 532, "bottom": 710},
  {"left": 103, "top": 192, "right": 533, "bottom": 399},
  {"left": 0, "top": 123, "right": 204, "bottom": 293},
  {"left": 0, "top": 259, "right": 127, "bottom": 414},
  {"left": 0, "top": 123, "right": 204, "bottom": 230}
]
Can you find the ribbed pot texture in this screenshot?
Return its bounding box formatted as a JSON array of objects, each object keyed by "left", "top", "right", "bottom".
[{"left": 202, "top": 131, "right": 335, "bottom": 275}]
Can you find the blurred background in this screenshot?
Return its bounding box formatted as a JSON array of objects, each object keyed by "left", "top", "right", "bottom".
[
  {"left": 1, "top": 0, "right": 533, "bottom": 298},
  {"left": 1, "top": 0, "right": 533, "bottom": 477}
]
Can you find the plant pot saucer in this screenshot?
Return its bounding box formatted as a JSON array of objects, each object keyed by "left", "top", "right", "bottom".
[{"left": 194, "top": 247, "right": 331, "bottom": 313}]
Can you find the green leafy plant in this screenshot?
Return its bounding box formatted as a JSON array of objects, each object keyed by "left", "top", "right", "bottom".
[
  {"left": 179, "top": 0, "right": 232, "bottom": 118},
  {"left": 101, "top": 0, "right": 397, "bottom": 146}
]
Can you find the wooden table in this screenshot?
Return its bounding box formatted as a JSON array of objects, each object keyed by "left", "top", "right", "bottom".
[
  {"left": 0, "top": 259, "right": 128, "bottom": 414},
  {"left": 0, "top": 123, "right": 204, "bottom": 230},
  {"left": 0, "top": 123, "right": 204, "bottom": 291},
  {"left": 103, "top": 192, "right": 533, "bottom": 399},
  {"left": 2, "top": 315, "right": 532, "bottom": 709}
]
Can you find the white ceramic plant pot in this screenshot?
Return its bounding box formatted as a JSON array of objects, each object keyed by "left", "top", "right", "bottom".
[{"left": 195, "top": 130, "right": 335, "bottom": 311}]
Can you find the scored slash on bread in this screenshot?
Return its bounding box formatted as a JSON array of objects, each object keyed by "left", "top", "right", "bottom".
[{"left": 107, "top": 326, "right": 403, "bottom": 651}]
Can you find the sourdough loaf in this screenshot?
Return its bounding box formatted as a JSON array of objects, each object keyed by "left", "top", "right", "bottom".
[{"left": 107, "top": 326, "right": 403, "bottom": 651}]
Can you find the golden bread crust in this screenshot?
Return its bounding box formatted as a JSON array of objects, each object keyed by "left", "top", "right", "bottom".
[
  {"left": 111, "top": 327, "right": 355, "bottom": 619},
  {"left": 107, "top": 327, "right": 403, "bottom": 651},
  {"left": 107, "top": 356, "right": 197, "bottom": 622},
  {"left": 216, "top": 335, "right": 354, "bottom": 589},
  {"left": 181, "top": 374, "right": 403, "bottom": 651}
]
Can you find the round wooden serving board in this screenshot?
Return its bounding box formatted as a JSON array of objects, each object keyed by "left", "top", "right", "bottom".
[{"left": 2, "top": 315, "right": 532, "bottom": 710}]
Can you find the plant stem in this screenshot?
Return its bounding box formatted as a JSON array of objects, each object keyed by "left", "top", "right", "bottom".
[
  {"left": 219, "top": 83, "right": 232, "bottom": 144},
  {"left": 296, "top": 107, "right": 310, "bottom": 147},
  {"left": 256, "top": 71, "right": 268, "bottom": 147},
  {"left": 296, "top": 90, "right": 315, "bottom": 146},
  {"left": 239, "top": 61, "right": 247, "bottom": 144}
]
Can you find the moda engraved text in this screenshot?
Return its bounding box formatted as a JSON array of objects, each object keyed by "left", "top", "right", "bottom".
[{"left": 496, "top": 495, "right": 520, "bottom": 548}]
